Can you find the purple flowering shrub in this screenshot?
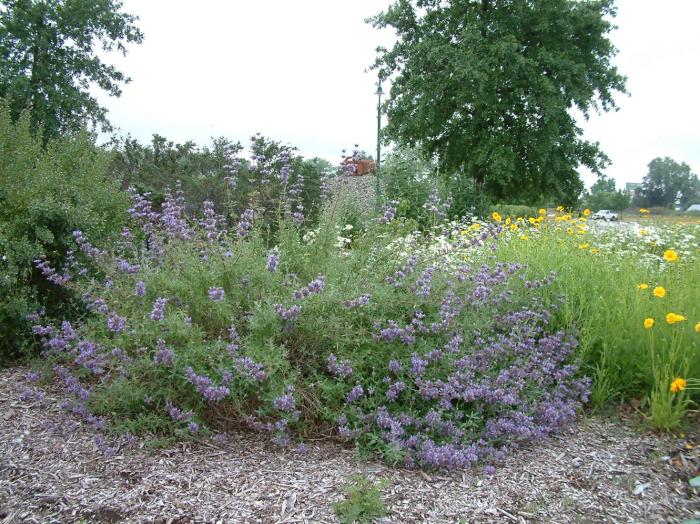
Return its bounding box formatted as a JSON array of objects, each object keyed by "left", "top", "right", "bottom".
[{"left": 28, "top": 159, "right": 589, "bottom": 469}]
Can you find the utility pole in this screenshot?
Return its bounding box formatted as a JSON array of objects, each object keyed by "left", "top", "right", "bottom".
[{"left": 374, "top": 80, "right": 383, "bottom": 213}]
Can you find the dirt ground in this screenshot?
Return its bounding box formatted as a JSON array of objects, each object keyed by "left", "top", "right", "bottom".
[{"left": 1, "top": 367, "right": 698, "bottom": 523}]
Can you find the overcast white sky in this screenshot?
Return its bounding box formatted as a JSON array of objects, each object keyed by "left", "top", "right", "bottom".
[{"left": 97, "top": 0, "right": 700, "bottom": 190}]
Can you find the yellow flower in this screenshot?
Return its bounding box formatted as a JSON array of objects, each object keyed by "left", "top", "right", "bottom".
[
  {"left": 492, "top": 212, "right": 502, "bottom": 222},
  {"left": 695, "top": 321, "right": 700, "bottom": 333},
  {"left": 460, "top": 229, "right": 468, "bottom": 237},
  {"left": 639, "top": 229, "right": 648, "bottom": 236},
  {"left": 528, "top": 217, "right": 537, "bottom": 225},
  {"left": 520, "top": 235, "right": 529, "bottom": 240},
  {"left": 662, "top": 249, "right": 678, "bottom": 262},
  {"left": 505, "top": 217, "right": 511, "bottom": 226},
  {"left": 666, "top": 312, "right": 687, "bottom": 324},
  {"left": 536, "top": 216, "right": 544, "bottom": 223},
  {"left": 652, "top": 286, "right": 666, "bottom": 298},
  {"left": 643, "top": 318, "right": 655, "bottom": 329},
  {"left": 637, "top": 283, "right": 649, "bottom": 290},
  {"left": 579, "top": 243, "right": 589, "bottom": 250},
  {"left": 556, "top": 205, "right": 565, "bottom": 212},
  {"left": 590, "top": 247, "right": 600, "bottom": 254},
  {"left": 566, "top": 228, "right": 573, "bottom": 235},
  {"left": 670, "top": 377, "right": 687, "bottom": 393},
  {"left": 579, "top": 217, "right": 587, "bottom": 222},
  {"left": 583, "top": 209, "right": 591, "bottom": 217},
  {"left": 539, "top": 208, "right": 546, "bottom": 216},
  {"left": 469, "top": 223, "right": 481, "bottom": 231},
  {"left": 510, "top": 223, "right": 518, "bottom": 232},
  {"left": 639, "top": 208, "right": 649, "bottom": 214}
]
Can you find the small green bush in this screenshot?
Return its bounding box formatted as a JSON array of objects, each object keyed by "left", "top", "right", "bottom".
[
  {"left": 0, "top": 100, "right": 129, "bottom": 364},
  {"left": 490, "top": 204, "right": 540, "bottom": 218},
  {"left": 333, "top": 476, "right": 389, "bottom": 524}
]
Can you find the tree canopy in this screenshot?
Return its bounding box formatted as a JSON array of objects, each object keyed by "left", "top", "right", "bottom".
[
  {"left": 639, "top": 157, "right": 699, "bottom": 209},
  {"left": 369, "top": 0, "right": 627, "bottom": 208},
  {"left": 0, "top": 0, "right": 143, "bottom": 142}
]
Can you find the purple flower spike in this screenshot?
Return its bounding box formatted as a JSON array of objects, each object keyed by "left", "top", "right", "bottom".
[
  {"left": 150, "top": 297, "right": 167, "bottom": 321},
  {"left": 208, "top": 287, "right": 225, "bottom": 302}
]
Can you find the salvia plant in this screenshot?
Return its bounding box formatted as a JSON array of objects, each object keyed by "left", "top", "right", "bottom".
[{"left": 26, "top": 147, "right": 590, "bottom": 471}]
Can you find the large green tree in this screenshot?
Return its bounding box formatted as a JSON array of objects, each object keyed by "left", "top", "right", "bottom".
[
  {"left": 640, "top": 157, "right": 699, "bottom": 209},
  {"left": 369, "top": 0, "right": 627, "bottom": 208},
  {"left": 0, "top": 0, "right": 143, "bottom": 142}
]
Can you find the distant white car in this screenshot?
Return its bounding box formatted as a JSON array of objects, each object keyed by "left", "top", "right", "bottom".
[{"left": 591, "top": 209, "right": 618, "bottom": 221}]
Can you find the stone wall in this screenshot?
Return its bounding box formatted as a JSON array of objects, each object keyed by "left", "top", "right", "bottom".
[{"left": 328, "top": 175, "right": 380, "bottom": 215}]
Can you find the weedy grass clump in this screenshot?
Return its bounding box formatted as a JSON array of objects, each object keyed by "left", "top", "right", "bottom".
[
  {"left": 333, "top": 475, "right": 389, "bottom": 524},
  {"left": 27, "top": 155, "right": 589, "bottom": 470}
]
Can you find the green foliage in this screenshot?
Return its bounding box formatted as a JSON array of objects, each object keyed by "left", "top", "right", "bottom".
[
  {"left": 369, "top": 0, "right": 626, "bottom": 206},
  {"left": 382, "top": 146, "right": 436, "bottom": 223},
  {"left": 638, "top": 157, "right": 700, "bottom": 209},
  {"left": 333, "top": 476, "right": 389, "bottom": 524},
  {"left": 585, "top": 190, "right": 630, "bottom": 212},
  {"left": 0, "top": 0, "right": 143, "bottom": 142},
  {"left": 0, "top": 100, "right": 128, "bottom": 363},
  {"left": 494, "top": 220, "right": 700, "bottom": 427},
  {"left": 109, "top": 134, "right": 328, "bottom": 229},
  {"left": 489, "top": 204, "right": 540, "bottom": 219}
]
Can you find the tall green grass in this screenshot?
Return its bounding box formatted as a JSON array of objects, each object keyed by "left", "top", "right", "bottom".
[{"left": 495, "top": 223, "right": 699, "bottom": 428}]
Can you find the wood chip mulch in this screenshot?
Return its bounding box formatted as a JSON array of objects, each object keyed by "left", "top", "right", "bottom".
[{"left": 1, "top": 367, "right": 698, "bottom": 523}]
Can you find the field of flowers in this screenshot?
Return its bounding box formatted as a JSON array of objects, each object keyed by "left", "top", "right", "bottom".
[
  {"left": 418, "top": 208, "right": 700, "bottom": 430},
  {"left": 19, "top": 145, "right": 700, "bottom": 472}
]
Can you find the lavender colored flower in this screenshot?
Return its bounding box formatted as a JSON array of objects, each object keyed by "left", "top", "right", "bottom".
[
  {"left": 343, "top": 293, "right": 372, "bottom": 309},
  {"left": 134, "top": 280, "right": 146, "bottom": 297},
  {"left": 273, "top": 393, "right": 296, "bottom": 412},
  {"left": 266, "top": 248, "right": 280, "bottom": 272},
  {"left": 293, "top": 276, "right": 325, "bottom": 299},
  {"left": 200, "top": 200, "right": 220, "bottom": 242},
  {"left": 327, "top": 354, "right": 353, "bottom": 378},
  {"left": 153, "top": 339, "right": 175, "bottom": 366},
  {"left": 377, "top": 200, "right": 399, "bottom": 224},
  {"left": 237, "top": 209, "right": 254, "bottom": 239},
  {"left": 273, "top": 303, "right": 301, "bottom": 321},
  {"left": 184, "top": 367, "right": 230, "bottom": 402},
  {"left": 106, "top": 312, "right": 127, "bottom": 334},
  {"left": 73, "top": 230, "right": 105, "bottom": 261},
  {"left": 346, "top": 385, "right": 364, "bottom": 403},
  {"left": 208, "top": 287, "right": 225, "bottom": 302},
  {"left": 150, "top": 297, "right": 167, "bottom": 321}
]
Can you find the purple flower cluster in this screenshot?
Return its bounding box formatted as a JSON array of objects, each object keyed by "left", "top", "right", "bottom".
[
  {"left": 343, "top": 294, "right": 372, "bottom": 309},
  {"left": 385, "top": 255, "right": 420, "bottom": 286},
  {"left": 237, "top": 209, "right": 254, "bottom": 239},
  {"left": 184, "top": 367, "right": 230, "bottom": 402},
  {"left": 160, "top": 184, "right": 192, "bottom": 240},
  {"left": 200, "top": 200, "right": 222, "bottom": 242},
  {"left": 327, "top": 354, "right": 353, "bottom": 378},
  {"left": 293, "top": 275, "right": 325, "bottom": 299},
  {"left": 73, "top": 230, "right": 105, "bottom": 261},
  {"left": 106, "top": 312, "right": 127, "bottom": 334},
  {"left": 34, "top": 256, "right": 70, "bottom": 286},
  {"left": 153, "top": 339, "right": 175, "bottom": 366},
  {"left": 134, "top": 280, "right": 146, "bottom": 297},
  {"left": 116, "top": 257, "right": 141, "bottom": 274},
  {"left": 150, "top": 297, "right": 167, "bottom": 321},
  {"left": 266, "top": 249, "right": 280, "bottom": 272},
  {"left": 274, "top": 304, "right": 301, "bottom": 321},
  {"left": 373, "top": 320, "right": 416, "bottom": 345},
  {"left": 208, "top": 287, "right": 225, "bottom": 302},
  {"left": 412, "top": 266, "right": 436, "bottom": 298},
  {"left": 346, "top": 385, "right": 364, "bottom": 403},
  {"left": 377, "top": 200, "right": 399, "bottom": 224}
]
